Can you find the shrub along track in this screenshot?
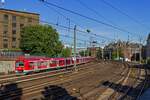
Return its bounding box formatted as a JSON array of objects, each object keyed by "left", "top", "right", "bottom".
[{"left": 0, "top": 61, "right": 129, "bottom": 100}]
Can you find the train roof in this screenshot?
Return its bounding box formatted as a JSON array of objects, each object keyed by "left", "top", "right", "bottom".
[{"left": 51, "top": 58, "right": 65, "bottom": 60}]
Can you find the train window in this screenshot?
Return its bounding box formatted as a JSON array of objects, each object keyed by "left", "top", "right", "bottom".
[
  {"left": 51, "top": 60, "right": 57, "bottom": 64},
  {"left": 29, "top": 62, "right": 34, "bottom": 67},
  {"left": 16, "top": 61, "right": 24, "bottom": 67},
  {"left": 59, "top": 60, "right": 64, "bottom": 64},
  {"left": 40, "top": 61, "right": 48, "bottom": 66},
  {"left": 37, "top": 62, "right": 41, "bottom": 66}
]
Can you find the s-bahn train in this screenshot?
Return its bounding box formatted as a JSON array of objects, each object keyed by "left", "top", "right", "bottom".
[{"left": 15, "top": 56, "right": 94, "bottom": 74}]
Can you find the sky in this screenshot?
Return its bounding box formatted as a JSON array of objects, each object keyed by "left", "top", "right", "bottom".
[{"left": 1, "top": 0, "right": 150, "bottom": 46}]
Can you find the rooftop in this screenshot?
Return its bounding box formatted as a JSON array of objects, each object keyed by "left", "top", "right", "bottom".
[{"left": 0, "top": 8, "right": 39, "bottom": 15}]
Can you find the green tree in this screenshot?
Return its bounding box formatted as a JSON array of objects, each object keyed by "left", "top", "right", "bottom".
[
  {"left": 96, "top": 49, "right": 102, "bottom": 59},
  {"left": 20, "top": 25, "right": 63, "bottom": 57},
  {"left": 79, "top": 50, "right": 85, "bottom": 56},
  {"left": 79, "top": 50, "right": 89, "bottom": 56},
  {"left": 61, "top": 47, "right": 71, "bottom": 57},
  {"left": 112, "top": 48, "right": 124, "bottom": 60}
]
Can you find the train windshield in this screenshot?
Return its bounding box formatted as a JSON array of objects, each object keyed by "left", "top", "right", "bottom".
[{"left": 16, "top": 61, "right": 24, "bottom": 67}]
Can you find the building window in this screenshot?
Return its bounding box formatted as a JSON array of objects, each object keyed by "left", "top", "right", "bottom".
[
  {"left": 12, "top": 42, "right": 16, "bottom": 48},
  {"left": 3, "top": 14, "right": 8, "bottom": 21},
  {"left": 12, "top": 46, "right": 16, "bottom": 48},
  {"left": 20, "top": 17, "right": 25, "bottom": 22},
  {"left": 3, "top": 31, "right": 8, "bottom": 37},
  {"left": 28, "top": 18, "right": 32, "bottom": 23},
  {"left": 12, "top": 37, "right": 16, "bottom": 41},
  {"left": 12, "top": 23, "right": 16, "bottom": 28},
  {"left": 12, "top": 16, "right": 16, "bottom": 22},
  {"left": 3, "top": 24, "right": 8, "bottom": 31},
  {"left": 3, "top": 38, "right": 8, "bottom": 42},
  {"left": 20, "top": 24, "right": 24, "bottom": 29},
  {"left": 3, "top": 43, "right": 8, "bottom": 48},
  {"left": 12, "top": 30, "right": 16, "bottom": 35}
]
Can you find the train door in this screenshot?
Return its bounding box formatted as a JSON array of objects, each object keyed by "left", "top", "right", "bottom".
[
  {"left": 50, "top": 60, "right": 57, "bottom": 68},
  {"left": 33, "top": 61, "right": 38, "bottom": 71},
  {"left": 28, "top": 61, "right": 35, "bottom": 72}
]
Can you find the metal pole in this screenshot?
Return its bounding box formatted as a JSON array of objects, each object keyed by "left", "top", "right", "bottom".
[
  {"left": 109, "top": 50, "right": 111, "bottom": 60},
  {"left": 139, "top": 45, "right": 142, "bottom": 63},
  {"left": 117, "top": 43, "right": 119, "bottom": 60},
  {"left": 74, "top": 25, "right": 77, "bottom": 71},
  {"left": 84, "top": 41, "right": 86, "bottom": 56},
  {"left": 139, "top": 37, "right": 142, "bottom": 64},
  {"left": 102, "top": 48, "right": 103, "bottom": 59}
]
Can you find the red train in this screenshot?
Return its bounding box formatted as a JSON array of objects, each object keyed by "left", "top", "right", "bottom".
[{"left": 15, "top": 56, "right": 94, "bottom": 74}]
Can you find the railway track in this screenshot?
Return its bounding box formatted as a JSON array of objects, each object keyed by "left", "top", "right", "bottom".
[
  {"left": 0, "top": 62, "right": 103, "bottom": 99},
  {"left": 117, "top": 64, "right": 148, "bottom": 100},
  {"left": 99, "top": 63, "right": 148, "bottom": 100},
  {"left": 136, "top": 66, "right": 148, "bottom": 100},
  {"left": 111, "top": 63, "right": 140, "bottom": 99},
  {"left": 25, "top": 61, "right": 126, "bottom": 100},
  {"left": 0, "top": 62, "right": 94, "bottom": 84},
  {"left": 1, "top": 60, "right": 124, "bottom": 99}
]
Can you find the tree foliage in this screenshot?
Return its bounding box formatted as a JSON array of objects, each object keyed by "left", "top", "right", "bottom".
[
  {"left": 96, "top": 49, "right": 102, "bottom": 59},
  {"left": 61, "top": 47, "right": 71, "bottom": 58},
  {"left": 79, "top": 50, "right": 89, "bottom": 56},
  {"left": 79, "top": 50, "right": 85, "bottom": 56},
  {"left": 20, "top": 25, "right": 63, "bottom": 57},
  {"left": 112, "top": 48, "right": 124, "bottom": 60}
]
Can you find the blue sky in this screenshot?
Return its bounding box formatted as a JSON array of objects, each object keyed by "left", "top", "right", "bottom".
[{"left": 2, "top": 0, "right": 150, "bottom": 46}]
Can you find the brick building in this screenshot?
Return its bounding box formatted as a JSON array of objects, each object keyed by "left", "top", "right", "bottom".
[
  {"left": 0, "top": 8, "right": 39, "bottom": 49},
  {"left": 105, "top": 41, "right": 141, "bottom": 61}
]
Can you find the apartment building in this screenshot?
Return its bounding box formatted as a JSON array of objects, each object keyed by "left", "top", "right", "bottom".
[{"left": 0, "top": 8, "right": 39, "bottom": 49}]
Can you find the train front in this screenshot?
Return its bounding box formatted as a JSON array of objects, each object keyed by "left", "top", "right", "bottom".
[{"left": 15, "top": 60, "right": 25, "bottom": 73}]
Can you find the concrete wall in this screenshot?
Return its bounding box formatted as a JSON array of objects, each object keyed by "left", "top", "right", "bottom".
[{"left": 0, "top": 61, "right": 15, "bottom": 74}]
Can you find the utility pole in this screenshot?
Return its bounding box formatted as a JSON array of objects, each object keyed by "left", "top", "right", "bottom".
[
  {"left": 117, "top": 43, "right": 119, "bottom": 59},
  {"left": 102, "top": 47, "right": 104, "bottom": 59},
  {"left": 84, "top": 41, "right": 86, "bottom": 56},
  {"left": 109, "top": 50, "right": 111, "bottom": 60},
  {"left": 116, "top": 34, "right": 119, "bottom": 60},
  {"left": 74, "top": 25, "right": 77, "bottom": 71},
  {"left": 139, "top": 36, "right": 142, "bottom": 64},
  {"left": 87, "top": 30, "right": 91, "bottom": 56}
]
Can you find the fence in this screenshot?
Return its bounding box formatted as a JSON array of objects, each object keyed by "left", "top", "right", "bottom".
[
  {"left": 0, "top": 50, "right": 24, "bottom": 74},
  {"left": 0, "top": 61, "right": 15, "bottom": 74},
  {"left": 0, "top": 50, "right": 24, "bottom": 61}
]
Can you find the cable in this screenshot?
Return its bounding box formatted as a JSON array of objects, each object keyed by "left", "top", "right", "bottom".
[
  {"left": 43, "top": 3, "right": 87, "bottom": 30},
  {"left": 0, "top": 10, "right": 114, "bottom": 42},
  {"left": 100, "top": 0, "right": 150, "bottom": 30},
  {"left": 39, "top": 0, "right": 140, "bottom": 36},
  {"left": 75, "top": 0, "right": 118, "bottom": 26}
]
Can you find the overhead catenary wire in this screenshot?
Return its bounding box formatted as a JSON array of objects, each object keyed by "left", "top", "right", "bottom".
[
  {"left": 42, "top": 2, "right": 87, "bottom": 30},
  {"left": 99, "top": 0, "right": 150, "bottom": 30},
  {"left": 0, "top": 22, "right": 98, "bottom": 46},
  {"left": 75, "top": 0, "right": 118, "bottom": 26},
  {"left": 38, "top": 0, "right": 141, "bottom": 37},
  {"left": 41, "top": 1, "right": 109, "bottom": 46},
  {"left": 0, "top": 9, "right": 114, "bottom": 46}
]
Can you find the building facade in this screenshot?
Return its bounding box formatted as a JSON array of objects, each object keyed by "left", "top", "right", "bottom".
[
  {"left": 0, "top": 8, "right": 39, "bottom": 49},
  {"left": 146, "top": 34, "right": 150, "bottom": 59}
]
